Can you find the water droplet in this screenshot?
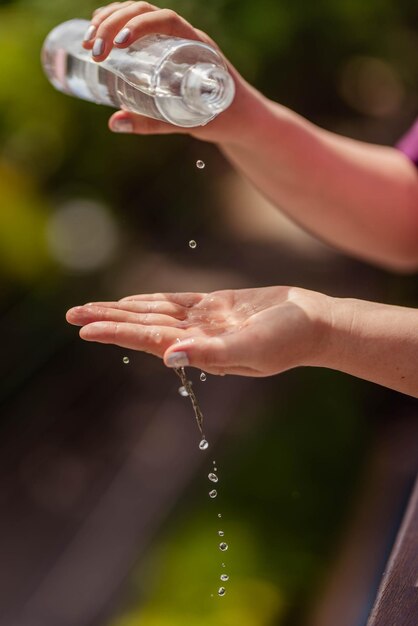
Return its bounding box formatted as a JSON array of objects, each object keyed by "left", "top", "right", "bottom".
[
  {"left": 218, "top": 587, "right": 226, "bottom": 596},
  {"left": 213, "top": 467, "right": 218, "bottom": 472},
  {"left": 219, "top": 542, "right": 228, "bottom": 551},
  {"left": 178, "top": 386, "right": 189, "bottom": 397},
  {"left": 196, "top": 160, "right": 205, "bottom": 169},
  {"left": 213, "top": 460, "right": 216, "bottom": 465},
  {"left": 208, "top": 472, "right": 218, "bottom": 483},
  {"left": 199, "top": 439, "right": 209, "bottom": 450},
  {"left": 218, "top": 513, "right": 222, "bottom": 518},
  {"left": 220, "top": 574, "right": 229, "bottom": 582},
  {"left": 123, "top": 356, "right": 130, "bottom": 364},
  {"left": 209, "top": 489, "right": 217, "bottom": 498},
  {"left": 189, "top": 239, "right": 197, "bottom": 249},
  {"left": 200, "top": 372, "right": 207, "bottom": 382},
  {"left": 221, "top": 562, "right": 226, "bottom": 567},
  {"left": 218, "top": 530, "right": 224, "bottom": 537}
]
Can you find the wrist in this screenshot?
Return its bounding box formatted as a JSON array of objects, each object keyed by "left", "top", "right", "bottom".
[
  {"left": 309, "top": 295, "right": 360, "bottom": 371},
  {"left": 219, "top": 79, "right": 272, "bottom": 146},
  {"left": 192, "top": 74, "right": 274, "bottom": 147},
  {"left": 285, "top": 288, "right": 335, "bottom": 369}
]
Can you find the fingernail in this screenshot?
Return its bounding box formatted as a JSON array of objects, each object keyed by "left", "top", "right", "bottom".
[
  {"left": 166, "top": 351, "right": 190, "bottom": 368},
  {"left": 92, "top": 37, "right": 105, "bottom": 57},
  {"left": 83, "top": 24, "right": 97, "bottom": 42},
  {"left": 114, "top": 28, "right": 131, "bottom": 44},
  {"left": 111, "top": 117, "right": 134, "bottom": 133}
]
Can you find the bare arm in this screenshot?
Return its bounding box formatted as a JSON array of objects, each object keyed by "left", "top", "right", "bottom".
[
  {"left": 66, "top": 287, "right": 418, "bottom": 398},
  {"left": 316, "top": 296, "right": 418, "bottom": 396},
  {"left": 85, "top": 3, "right": 418, "bottom": 269},
  {"left": 220, "top": 93, "right": 418, "bottom": 272}
]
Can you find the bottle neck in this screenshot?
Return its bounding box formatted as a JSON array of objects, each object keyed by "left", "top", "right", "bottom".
[{"left": 181, "top": 63, "right": 235, "bottom": 116}]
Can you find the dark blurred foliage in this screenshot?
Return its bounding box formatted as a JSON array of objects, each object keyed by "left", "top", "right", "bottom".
[{"left": 0, "top": 1, "right": 417, "bottom": 625}]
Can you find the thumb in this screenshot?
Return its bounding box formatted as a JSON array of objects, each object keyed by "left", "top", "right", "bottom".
[
  {"left": 164, "top": 337, "right": 228, "bottom": 374},
  {"left": 108, "top": 111, "right": 189, "bottom": 136}
]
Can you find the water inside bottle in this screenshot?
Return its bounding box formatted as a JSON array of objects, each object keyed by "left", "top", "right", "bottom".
[
  {"left": 62, "top": 49, "right": 164, "bottom": 119},
  {"left": 42, "top": 21, "right": 235, "bottom": 127}
]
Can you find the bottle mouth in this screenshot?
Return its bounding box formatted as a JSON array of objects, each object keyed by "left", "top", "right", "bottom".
[{"left": 181, "top": 63, "right": 235, "bottom": 116}]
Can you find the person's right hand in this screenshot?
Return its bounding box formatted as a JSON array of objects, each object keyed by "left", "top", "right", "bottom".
[{"left": 82, "top": 2, "right": 261, "bottom": 144}]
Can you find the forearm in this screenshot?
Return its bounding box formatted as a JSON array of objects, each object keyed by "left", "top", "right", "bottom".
[
  {"left": 220, "top": 92, "right": 418, "bottom": 271},
  {"left": 313, "top": 297, "right": 418, "bottom": 397}
]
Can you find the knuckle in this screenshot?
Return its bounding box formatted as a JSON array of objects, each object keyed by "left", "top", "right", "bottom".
[
  {"left": 122, "top": 0, "right": 139, "bottom": 8},
  {"left": 161, "top": 8, "right": 179, "bottom": 23},
  {"left": 136, "top": 1, "right": 153, "bottom": 10},
  {"left": 91, "top": 15, "right": 110, "bottom": 28},
  {"left": 113, "top": 321, "right": 120, "bottom": 342},
  {"left": 143, "top": 326, "right": 154, "bottom": 345},
  {"left": 195, "top": 28, "right": 210, "bottom": 43},
  {"left": 92, "top": 3, "right": 116, "bottom": 18},
  {"left": 93, "top": 3, "right": 113, "bottom": 15}
]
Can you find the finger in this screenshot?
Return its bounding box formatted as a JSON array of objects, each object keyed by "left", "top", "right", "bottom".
[
  {"left": 119, "top": 292, "right": 206, "bottom": 307},
  {"left": 164, "top": 336, "right": 229, "bottom": 372},
  {"left": 108, "top": 111, "right": 190, "bottom": 136},
  {"left": 77, "top": 300, "right": 189, "bottom": 318},
  {"left": 83, "top": 2, "right": 137, "bottom": 48},
  {"left": 79, "top": 321, "right": 185, "bottom": 355},
  {"left": 110, "top": 8, "right": 201, "bottom": 50},
  {"left": 163, "top": 331, "right": 264, "bottom": 376},
  {"left": 66, "top": 305, "right": 182, "bottom": 327},
  {"left": 91, "top": 2, "right": 158, "bottom": 60}
]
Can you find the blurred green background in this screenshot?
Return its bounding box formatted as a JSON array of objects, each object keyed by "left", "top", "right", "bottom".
[{"left": 0, "top": 1, "right": 417, "bottom": 625}]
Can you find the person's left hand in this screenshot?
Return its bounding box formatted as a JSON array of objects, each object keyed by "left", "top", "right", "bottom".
[{"left": 66, "top": 286, "right": 331, "bottom": 376}]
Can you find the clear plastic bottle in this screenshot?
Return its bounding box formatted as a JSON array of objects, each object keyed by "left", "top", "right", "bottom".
[{"left": 41, "top": 19, "right": 235, "bottom": 127}]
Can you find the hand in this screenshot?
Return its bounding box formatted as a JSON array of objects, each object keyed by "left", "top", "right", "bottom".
[
  {"left": 82, "top": 2, "right": 262, "bottom": 144},
  {"left": 66, "top": 287, "right": 331, "bottom": 376}
]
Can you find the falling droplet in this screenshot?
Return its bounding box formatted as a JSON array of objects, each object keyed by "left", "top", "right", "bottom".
[
  {"left": 200, "top": 372, "right": 207, "bottom": 382},
  {"left": 199, "top": 439, "right": 209, "bottom": 450},
  {"left": 189, "top": 239, "right": 197, "bottom": 249},
  {"left": 208, "top": 473, "right": 218, "bottom": 483},
  {"left": 218, "top": 513, "right": 222, "bottom": 518},
  {"left": 220, "top": 574, "right": 229, "bottom": 582},
  {"left": 218, "top": 530, "right": 224, "bottom": 537},
  {"left": 213, "top": 467, "right": 218, "bottom": 472},
  {"left": 221, "top": 562, "right": 226, "bottom": 567},
  {"left": 123, "top": 356, "right": 130, "bottom": 364},
  {"left": 178, "top": 386, "right": 189, "bottom": 397},
  {"left": 218, "top": 587, "right": 226, "bottom": 596},
  {"left": 209, "top": 489, "right": 217, "bottom": 498},
  {"left": 196, "top": 160, "right": 205, "bottom": 169},
  {"left": 219, "top": 542, "right": 228, "bottom": 551}
]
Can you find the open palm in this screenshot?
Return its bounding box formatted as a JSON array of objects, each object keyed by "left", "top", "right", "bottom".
[{"left": 66, "top": 286, "right": 329, "bottom": 376}]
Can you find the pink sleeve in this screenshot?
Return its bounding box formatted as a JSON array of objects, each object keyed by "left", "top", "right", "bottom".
[{"left": 396, "top": 118, "right": 418, "bottom": 166}]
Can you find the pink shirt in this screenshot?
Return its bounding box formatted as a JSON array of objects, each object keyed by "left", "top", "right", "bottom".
[{"left": 396, "top": 118, "right": 418, "bottom": 166}]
